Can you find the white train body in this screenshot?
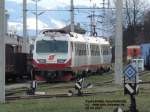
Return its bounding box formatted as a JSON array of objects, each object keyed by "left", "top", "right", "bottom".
[{"left": 32, "top": 30, "right": 112, "bottom": 76}]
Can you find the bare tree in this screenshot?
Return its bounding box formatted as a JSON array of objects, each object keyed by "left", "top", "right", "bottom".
[{"left": 124, "top": 0, "right": 148, "bottom": 28}]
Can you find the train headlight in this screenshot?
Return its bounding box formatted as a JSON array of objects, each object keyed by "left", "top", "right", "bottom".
[
  {"left": 37, "top": 59, "right": 46, "bottom": 63},
  {"left": 57, "top": 59, "right": 66, "bottom": 63}
]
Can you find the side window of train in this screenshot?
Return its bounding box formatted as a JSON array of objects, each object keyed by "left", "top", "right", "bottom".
[
  {"left": 82, "top": 44, "right": 84, "bottom": 55},
  {"left": 77, "top": 43, "right": 86, "bottom": 56},
  {"left": 74, "top": 43, "right": 87, "bottom": 56},
  {"left": 82, "top": 44, "right": 86, "bottom": 55},
  {"left": 106, "top": 46, "right": 108, "bottom": 55},
  {"left": 103, "top": 46, "right": 105, "bottom": 55},
  {"left": 90, "top": 44, "right": 95, "bottom": 56},
  {"left": 105, "top": 46, "right": 110, "bottom": 55},
  {"left": 93, "top": 45, "right": 96, "bottom": 56},
  {"left": 108, "top": 46, "right": 110, "bottom": 55},
  {"left": 90, "top": 45, "right": 99, "bottom": 56},
  {"left": 75, "top": 43, "right": 78, "bottom": 56},
  {"left": 90, "top": 45, "right": 93, "bottom": 56},
  {"left": 96, "top": 45, "right": 100, "bottom": 56},
  {"left": 75, "top": 43, "right": 77, "bottom": 55},
  {"left": 86, "top": 44, "right": 89, "bottom": 55},
  {"left": 71, "top": 42, "right": 74, "bottom": 52},
  {"left": 103, "top": 46, "right": 104, "bottom": 55},
  {"left": 102, "top": 45, "right": 108, "bottom": 55},
  {"left": 80, "top": 44, "right": 83, "bottom": 55},
  {"left": 75, "top": 43, "right": 80, "bottom": 56},
  {"left": 93, "top": 45, "right": 95, "bottom": 56},
  {"left": 84, "top": 44, "right": 87, "bottom": 55},
  {"left": 78, "top": 44, "right": 82, "bottom": 55},
  {"left": 100, "top": 46, "right": 102, "bottom": 55}
]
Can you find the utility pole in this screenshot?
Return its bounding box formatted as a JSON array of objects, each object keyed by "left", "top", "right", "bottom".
[
  {"left": 35, "top": 0, "right": 38, "bottom": 36},
  {"left": 102, "top": 0, "right": 105, "bottom": 36},
  {"left": 32, "top": 0, "right": 41, "bottom": 37},
  {"left": 102, "top": 0, "right": 105, "bottom": 16},
  {"left": 92, "top": 4, "right": 97, "bottom": 36},
  {"left": 88, "top": 3, "right": 96, "bottom": 36},
  {"left": 0, "top": 0, "right": 5, "bottom": 103},
  {"left": 107, "top": 0, "right": 110, "bottom": 9},
  {"left": 115, "top": 0, "right": 123, "bottom": 85},
  {"left": 23, "top": 0, "right": 27, "bottom": 52},
  {"left": 70, "top": 0, "right": 74, "bottom": 32},
  {"left": 4, "top": 11, "right": 9, "bottom": 34},
  {"left": 89, "top": 14, "right": 93, "bottom": 36},
  {"left": 23, "top": 0, "right": 27, "bottom": 38}
]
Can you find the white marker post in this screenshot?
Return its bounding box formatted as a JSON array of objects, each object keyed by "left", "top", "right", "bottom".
[{"left": 0, "top": 0, "right": 5, "bottom": 103}]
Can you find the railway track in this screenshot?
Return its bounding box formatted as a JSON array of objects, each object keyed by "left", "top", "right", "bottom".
[
  {"left": 5, "top": 80, "right": 114, "bottom": 97},
  {"left": 6, "top": 70, "right": 148, "bottom": 91},
  {"left": 138, "top": 70, "right": 150, "bottom": 84},
  {"left": 6, "top": 90, "right": 116, "bottom": 101},
  {"left": 5, "top": 70, "right": 150, "bottom": 101},
  {"left": 139, "top": 70, "right": 150, "bottom": 76},
  {"left": 5, "top": 75, "right": 115, "bottom": 100}
]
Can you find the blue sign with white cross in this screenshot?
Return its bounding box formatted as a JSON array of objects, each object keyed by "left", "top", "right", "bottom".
[{"left": 124, "top": 64, "right": 137, "bottom": 80}]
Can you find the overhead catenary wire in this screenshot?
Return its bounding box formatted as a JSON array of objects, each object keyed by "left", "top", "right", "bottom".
[
  {"left": 25, "top": 0, "right": 117, "bottom": 36},
  {"left": 26, "top": 8, "right": 118, "bottom": 12}
]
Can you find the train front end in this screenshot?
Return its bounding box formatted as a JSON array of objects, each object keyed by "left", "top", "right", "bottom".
[{"left": 32, "top": 32, "right": 72, "bottom": 81}]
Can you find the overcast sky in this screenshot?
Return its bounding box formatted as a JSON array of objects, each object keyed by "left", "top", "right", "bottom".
[
  {"left": 6, "top": 0, "right": 106, "bottom": 35},
  {"left": 5, "top": 0, "right": 150, "bottom": 36},
  {"left": 6, "top": 0, "right": 103, "bottom": 8}
]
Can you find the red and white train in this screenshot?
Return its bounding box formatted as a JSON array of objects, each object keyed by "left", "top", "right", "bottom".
[{"left": 32, "top": 29, "right": 112, "bottom": 81}]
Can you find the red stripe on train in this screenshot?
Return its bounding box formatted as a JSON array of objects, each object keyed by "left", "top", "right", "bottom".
[{"left": 32, "top": 59, "right": 71, "bottom": 70}]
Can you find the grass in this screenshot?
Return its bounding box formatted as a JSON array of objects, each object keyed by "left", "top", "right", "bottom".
[
  {"left": 85, "top": 72, "right": 113, "bottom": 83},
  {"left": 2, "top": 93, "right": 129, "bottom": 112},
  {"left": 2, "top": 71, "right": 150, "bottom": 112}
]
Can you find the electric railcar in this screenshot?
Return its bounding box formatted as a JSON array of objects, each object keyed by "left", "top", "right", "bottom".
[{"left": 32, "top": 30, "right": 112, "bottom": 81}]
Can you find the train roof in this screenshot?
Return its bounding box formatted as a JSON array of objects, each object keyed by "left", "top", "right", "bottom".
[
  {"left": 36, "top": 31, "right": 110, "bottom": 45},
  {"left": 127, "top": 45, "right": 140, "bottom": 48},
  {"left": 40, "top": 29, "right": 67, "bottom": 34},
  {"left": 69, "top": 32, "right": 109, "bottom": 45},
  {"left": 141, "top": 43, "right": 150, "bottom": 46}
]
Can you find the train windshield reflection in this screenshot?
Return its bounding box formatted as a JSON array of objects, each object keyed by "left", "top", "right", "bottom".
[{"left": 36, "top": 40, "right": 68, "bottom": 53}]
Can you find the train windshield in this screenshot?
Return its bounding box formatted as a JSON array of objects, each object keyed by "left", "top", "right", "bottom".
[{"left": 36, "top": 40, "right": 68, "bottom": 53}]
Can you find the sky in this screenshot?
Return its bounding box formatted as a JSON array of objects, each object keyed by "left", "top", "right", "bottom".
[
  {"left": 5, "top": 0, "right": 150, "bottom": 37},
  {"left": 6, "top": 0, "right": 108, "bottom": 36}
]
